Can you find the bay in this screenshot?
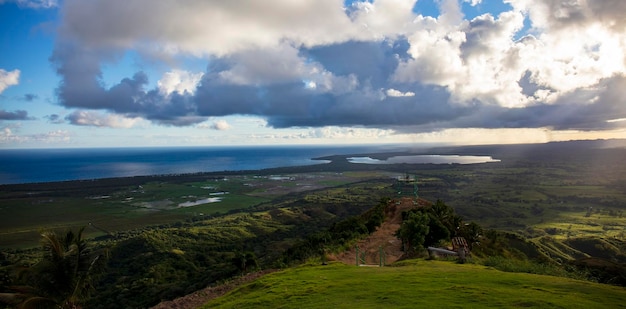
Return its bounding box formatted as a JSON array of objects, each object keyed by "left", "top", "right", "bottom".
[{"left": 0, "top": 145, "right": 389, "bottom": 185}]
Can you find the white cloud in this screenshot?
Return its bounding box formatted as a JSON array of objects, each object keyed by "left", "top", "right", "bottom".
[
  {"left": 212, "top": 120, "right": 231, "bottom": 131},
  {"left": 348, "top": 0, "right": 417, "bottom": 37},
  {"left": 0, "top": 0, "right": 57, "bottom": 9},
  {"left": 197, "top": 119, "right": 231, "bottom": 131},
  {"left": 56, "top": 0, "right": 446, "bottom": 58},
  {"left": 157, "top": 70, "right": 204, "bottom": 95},
  {"left": 0, "top": 125, "right": 18, "bottom": 142},
  {"left": 66, "top": 110, "right": 142, "bottom": 128},
  {"left": 463, "top": 0, "right": 482, "bottom": 6},
  {"left": 0, "top": 69, "right": 20, "bottom": 94},
  {"left": 308, "top": 126, "right": 394, "bottom": 140},
  {"left": 393, "top": 0, "right": 626, "bottom": 109},
  {"left": 393, "top": 10, "right": 469, "bottom": 86},
  {"left": 217, "top": 43, "right": 311, "bottom": 86},
  {"left": 386, "top": 88, "right": 415, "bottom": 97},
  {"left": 0, "top": 124, "right": 70, "bottom": 145},
  {"left": 507, "top": 0, "right": 626, "bottom": 94},
  {"left": 512, "top": 0, "right": 626, "bottom": 32},
  {"left": 58, "top": 0, "right": 364, "bottom": 57},
  {"left": 394, "top": 8, "right": 531, "bottom": 107},
  {"left": 33, "top": 130, "right": 70, "bottom": 142},
  {"left": 215, "top": 42, "right": 360, "bottom": 95}
]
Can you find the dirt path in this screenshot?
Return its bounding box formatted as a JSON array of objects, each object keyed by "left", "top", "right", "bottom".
[
  {"left": 332, "top": 197, "right": 428, "bottom": 265},
  {"left": 151, "top": 197, "right": 427, "bottom": 309}
]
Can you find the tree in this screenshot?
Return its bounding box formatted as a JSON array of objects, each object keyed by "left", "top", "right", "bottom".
[
  {"left": 1, "top": 228, "right": 108, "bottom": 309},
  {"left": 424, "top": 213, "right": 451, "bottom": 248},
  {"left": 307, "top": 231, "right": 332, "bottom": 264},
  {"left": 231, "top": 252, "right": 258, "bottom": 275},
  {"left": 457, "top": 222, "right": 483, "bottom": 249},
  {"left": 395, "top": 211, "right": 430, "bottom": 256},
  {"left": 428, "top": 199, "right": 462, "bottom": 236}
]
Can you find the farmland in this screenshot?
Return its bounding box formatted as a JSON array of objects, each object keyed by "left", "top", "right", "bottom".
[{"left": 0, "top": 171, "right": 383, "bottom": 248}]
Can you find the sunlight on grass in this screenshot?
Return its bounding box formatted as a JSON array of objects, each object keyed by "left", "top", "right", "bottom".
[{"left": 203, "top": 261, "right": 626, "bottom": 308}]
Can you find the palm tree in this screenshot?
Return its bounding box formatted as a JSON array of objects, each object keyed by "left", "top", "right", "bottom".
[
  {"left": 231, "top": 251, "right": 258, "bottom": 275},
  {"left": 1, "top": 227, "right": 108, "bottom": 309}
]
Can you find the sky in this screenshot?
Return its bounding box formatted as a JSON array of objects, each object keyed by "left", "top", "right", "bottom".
[{"left": 0, "top": 0, "right": 625, "bottom": 148}]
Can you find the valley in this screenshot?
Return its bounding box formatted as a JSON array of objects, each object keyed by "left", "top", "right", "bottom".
[{"left": 1, "top": 140, "right": 626, "bottom": 308}]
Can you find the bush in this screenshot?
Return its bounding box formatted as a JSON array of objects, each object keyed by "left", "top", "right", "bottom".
[{"left": 481, "top": 256, "right": 587, "bottom": 280}]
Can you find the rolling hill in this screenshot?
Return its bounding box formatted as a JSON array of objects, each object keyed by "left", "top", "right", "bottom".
[{"left": 201, "top": 260, "right": 626, "bottom": 308}]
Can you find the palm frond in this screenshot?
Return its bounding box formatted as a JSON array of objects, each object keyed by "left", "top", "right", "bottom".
[
  {"left": 20, "top": 295, "right": 57, "bottom": 309},
  {"left": 40, "top": 231, "right": 64, "bottom": 260},
  {"left": 0, "top": 292, "right": 23, "bottom": 306},
  {"left": 9, "top": 227, "right": 107, "bottom": 308}
]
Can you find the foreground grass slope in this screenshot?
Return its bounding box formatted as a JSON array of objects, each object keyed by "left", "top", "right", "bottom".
[{"left": 203, "top": 260, "right": 626, "bottom": 308}]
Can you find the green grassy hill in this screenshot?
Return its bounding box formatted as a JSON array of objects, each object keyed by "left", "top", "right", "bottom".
[{"left": 202, "top": 260, "right": 626, "bottom": 308}]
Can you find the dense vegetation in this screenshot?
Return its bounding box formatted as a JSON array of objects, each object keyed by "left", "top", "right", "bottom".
[
  {"left": 281, "top": 197, "right": 388, "bottom": 265},
  {"left": 1, "top": 140, "right": 626, "bottom": 308},
  {"left": 395, "top": 199, "right": 482, "bottom": 255},
  {"left": 8, "top": 179, "right": 395, "bottom": 308},
  {"left": 0, "top": 228, "right": 108, "bottom": 308}
]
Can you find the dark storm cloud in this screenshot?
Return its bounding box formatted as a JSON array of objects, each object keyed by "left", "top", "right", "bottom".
[
  {"left": 51, "top": 35, "right": 626, "bottom": 132},
  {"left": 51, "top": 43, "right": 204, "bottom": 126},
  {"left": 412, "top": 75, "right": 626, "bottom": 132},
  {"left": 44, "top": 114, "right": 64, "bottom": 124},
  {"left": 172, "top": 64, "right": 453, "bottom": 129},
  {"left": 193, "top": 40, "right": 463, "bottom": 129},
  {"left": 518, "top": 71, "right": 553, "bottom": 98},
  {"left": 50, "top": 43, "right": 108, "bottom": 110},
  {"left": 460, "top": 13, "right": 512, "bottom": 60},
  {"left": 262, "top": 84, "right": 459, "bottom": 128},
  {"left": 50, "top": 0, "right": 626, "bottom": 134},
  {"left": 547, "top": 75, "right": 626, "bottom": 130},
  {"left": 0, "top": 109, "right": 32, "bottom": 120},
  {"left": 303, "top": 39, "right": 411, "bottom": 89},
  {"left": 22, "top": 93, "right": 38, "bottom": 101},
  {"left": 51, "top": 37, "right": 434, "bottom": 129},
  {"left": 534, "top": 0, "right": 626, "bottom": 31}
]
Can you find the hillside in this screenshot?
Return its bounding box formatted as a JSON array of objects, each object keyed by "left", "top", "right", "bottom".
[
  {"left": 201, "top": 261, "right": 626, "bottom": 308},
  {"left": 332, "top": 197, "right": 428, "bottom": 265},
  {"left": 150, "top": 197, "right": 422, "bottom": 308},
  {"left": 3, "top": 140, "right": 626, "bottom": 308},
  {"left": 154, "top": 194, "right": 626, "bottom": 309}
]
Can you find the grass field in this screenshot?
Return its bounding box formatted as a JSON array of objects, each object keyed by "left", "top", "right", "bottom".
[
  {"left": 203, "top": 260, "right": 626, "bottom": 308},
  {"left": 0, "top": 172, "right": 379, "bottom": 248}
]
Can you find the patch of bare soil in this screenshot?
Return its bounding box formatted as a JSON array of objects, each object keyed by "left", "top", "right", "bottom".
[
  {"left": 149, "top": 269, "right": 277, "bottom": 309},
  {"left": 331, "top": 197, "right": 429, "bottom": 265}
]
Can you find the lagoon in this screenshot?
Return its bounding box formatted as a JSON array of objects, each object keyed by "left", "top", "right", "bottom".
[
  {"left": 178, "top": 197, "right": 222, "bottom": 207},
  {"left": 347, "top": 155, "right": 500, "bottom": 165}
]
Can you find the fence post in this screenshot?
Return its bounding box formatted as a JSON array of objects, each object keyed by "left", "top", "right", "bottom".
[{"left": 356, "top": 245, "right": 359, "bottom": 266}]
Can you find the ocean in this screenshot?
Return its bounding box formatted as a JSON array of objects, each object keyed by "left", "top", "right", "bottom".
[{"left": 0, "top": 145, "right": 395, "bottom": 185}]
